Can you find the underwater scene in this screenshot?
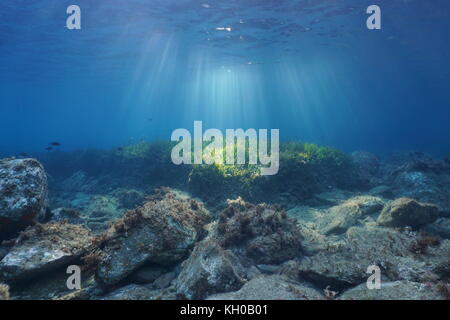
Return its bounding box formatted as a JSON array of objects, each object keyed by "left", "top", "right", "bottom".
[{"left": 0, "top": 0, "right": 449, "bottom": 302}]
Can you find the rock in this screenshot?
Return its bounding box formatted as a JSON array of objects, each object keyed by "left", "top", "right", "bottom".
[
  {"left": 11, "top": 271, "right": 96, "bottom": 300},
  {"left": 99, "top": 284, "right": 177, "bottom": 300},
  {"left": 96, "top": 190, "right": 211, "bottom": 286},
  {"left": 297, "top": 226, "right": 450, "bottom": 290},
  {"left": 369, "top": 185, "right": 394, "bottom": 198},
  {"left": 50, "top": 208, "right": 85, "bottom": 225},
  {"left": 339, "top": 281, "right": 446, "bottom": 300},
  {"left": 377, "top": 198, "right": 439, "bottom": 228},
  {"left": 256, "top": 264, "right": 281, "bottom": 274},
  {"left": 206, "top": 275, "right": 323, "bottom": 300},
  {"left": 153, "top": 271, "right": 177, "bottom": 289},
  {"left": 351, "top": 151, "right": 380, "bottom": 176},
  {"left": 0, "top": 222, "right": 93, "bottom": 282},
  {"left": 386, "top": 157, "right": 450, "bottom": 212},
  {"left": 351, "top": 151, "right": 380, "bottom": 186},
  {"left": 0, "top": 283, "right": 9, "bottom": 300},
  {"left": 129, "top": 264, "right": 166, "bottom": 284},
  {"left": 214, "top": 198, "right": 303, "bottom": 264},
  {"left": 58, "top": 170, "right": 99, "bottom": 193},
  {"left": 310, "top": 189, "right": 353, "bottom": 206},
  {"left": 320, "top": 196, "right": 384, "bottom": 235},
  {"left": 83, "top": 195, "right": 123, "bottom": 232},
  {"left": 100, "top": 284, "right": 158, "bottom": 300},
  {"left": 51, "top": 192, "right": 124, "bottom": 232},
  {"left": 111, "top": 188, "right": 146, "bottom": 209},
  {"left": 175, "top": 239, "right": 246, "bottom": 300},
  {"left": 0, "top": 158, "right": 48, "bottom": 240},
  {"left": 424, "top": 218, "right": 450, "bottom": 239}
]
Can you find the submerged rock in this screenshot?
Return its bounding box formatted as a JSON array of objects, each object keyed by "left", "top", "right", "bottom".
[
  {"left": 351, "top": 151, "right": 380, "bottom": 186},
  {"left": 111, "top": 188, "right": 146, "bottom": 209},
  {"left": 424, "top": 218, "right": 450, "bottom": 239},
  {"left": 50, "top": 208, "right": 85, "bottom": 225},
  {"left": 100, "top": 284, "right": 159, "bottom": 300},
  {"left": 175, "top": 239, "right": 247, "bottom": 300},
  {"left": 320, "top": 196, "right": 384, "bottom": 235},
  {"left": 0, "top": 222, "right": 93, "bottom": 282},
  {"left": 214, "top": 198, "right": 303, "bottom": 264},
  {"left": 206, "top": 275, "right": 323, "bottom": 300},
  {"left": 0, "top": 158, "right": 48, "bottom": 240},
  {"left": 297, "top": 226, "right": 450, "bottom": 290},
  {"left": 385, "top": 156, "right": 450, "bottom": 212},
  {"left": 377, "top": 198, "right": 439, "bottom": 228},
  {"left": 96, "top": 189, "right": 211, "bottom": 287},
  {"left": 339, "top": 281, "right": 446, "bottom": 300},
  {"left": 129, "top": 264, "right": 166, "bottom": 284}
]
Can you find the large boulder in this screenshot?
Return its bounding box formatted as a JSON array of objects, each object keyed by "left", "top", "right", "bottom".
[
  {"left": 96, "top": 190, "right": 211, "bottom": 287},
  {"left": 206, "top": 275, "right": 323, "bottom": 300},
  {"left": 377, "top": 198, "right": 439, "bottom": 228},
  {"left": 175, "top": 239, "right": 247, "bottom": 300},
  {"left": 320, "top": 196, "right": 384, "bottom": 235},
  {"left": 0, "top": 222, "right": 93, "bottom": 282},
  {"left": 0, "top": 158, "right": 48, "bottom": 239},
  {"left": 213, "top": 198, "right": 303, "bottom": 265}
]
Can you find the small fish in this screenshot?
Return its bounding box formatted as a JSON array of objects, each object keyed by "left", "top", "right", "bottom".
[
  {"left": 49, "top": 142, "right": 61, "bottom": 146},
  {"left": 18, "top": 152, "right": 29, "bottom": 158},
  {"left": 117, "top": 147, "right": 124, "bottom": 151},
  {"left": 146, "top": 118, "right": 153, "bottom": 122},
  {"left": 45, "top": 147, "right": 53, "bottom": 151}
]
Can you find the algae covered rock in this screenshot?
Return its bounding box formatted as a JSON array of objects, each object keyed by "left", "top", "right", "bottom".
[
  {"left": 320, "top": 196, "right": 384, "bottom": 235},
  {"left": 206, "top": 275, "right": 323, "bottom": 300},
  {"left": 377, "top": 197, "right": 439, "bottom": 228},
  {"left": 214, "top": 198, "right": 303, "bottom": 264},
  {"left": 175, "top": 239, "right": 247, "bottom": 300},
  {"left": 0, "top": 158, "right": 48, "bottom": 240},
  {"left": 339, "top": 280, "right": 446, "bottom": 300},
  {"left": 96, "top": 189, "right": 211, "bottom": 286},
  {"left": 0, "top": 222, "right": 93, "bottom": 282}
]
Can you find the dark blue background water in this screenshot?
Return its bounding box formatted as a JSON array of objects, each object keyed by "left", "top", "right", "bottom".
[{"left": 1, "top": 0, "right": 449, "bottom": 156}]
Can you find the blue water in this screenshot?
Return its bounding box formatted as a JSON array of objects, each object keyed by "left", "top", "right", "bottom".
[{"left": 1, "top": 0, "right": 449, "bottom": 156}]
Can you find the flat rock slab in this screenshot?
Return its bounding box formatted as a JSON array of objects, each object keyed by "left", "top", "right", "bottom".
[{"left": 0, "top": 222, "right": 93, "bottom": 282}]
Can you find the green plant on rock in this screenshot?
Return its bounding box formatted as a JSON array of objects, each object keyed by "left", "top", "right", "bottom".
[{"left": 188, "top": 139, "right": 263, "bottom": 201}]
